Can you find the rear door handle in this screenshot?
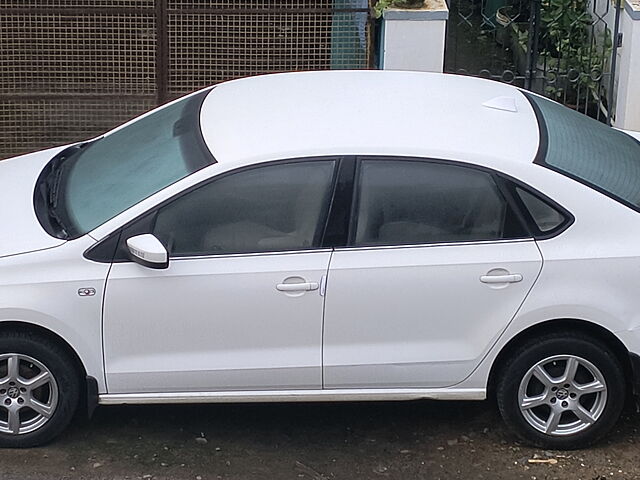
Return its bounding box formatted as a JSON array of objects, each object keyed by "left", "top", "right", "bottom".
[
  {"left": 276, "top": 282, "right": 319, "bottom": 292},
  {"left": 480, "top": 274, "right": 523, "bottom": 284}
]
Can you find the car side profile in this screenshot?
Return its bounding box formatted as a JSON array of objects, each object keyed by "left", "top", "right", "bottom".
[{"left": 1, "top": 70, "right": 640, "bottom": 449}]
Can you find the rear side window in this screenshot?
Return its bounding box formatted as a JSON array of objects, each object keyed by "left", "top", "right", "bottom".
[
  {"left": 515, "top": 187, "right": 566, "bottom": 234},
  {"left": 526, "top": 93, "right": 640, "bottom": 210},
  {"left": 352, "top": 159, "right": 529, "bottom": 246}
]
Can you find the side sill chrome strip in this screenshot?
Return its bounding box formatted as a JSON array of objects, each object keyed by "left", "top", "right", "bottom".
[{"left": 98, "top": 388, "right": 486, "bottom": 405}]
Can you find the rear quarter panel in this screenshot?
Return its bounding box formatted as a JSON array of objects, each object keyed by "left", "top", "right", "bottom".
[{"left": 455, "top": 160, "right": 640, "bottom": 390}]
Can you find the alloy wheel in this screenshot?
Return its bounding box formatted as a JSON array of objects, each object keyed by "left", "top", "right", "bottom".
[
  {"left": 518, "top": 354, "right": 607, "bottom": 436},
  {"left": 0, "top": 353, "right": 59, "bottom": 435}
]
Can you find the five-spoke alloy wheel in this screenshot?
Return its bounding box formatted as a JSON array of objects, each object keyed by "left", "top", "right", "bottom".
[{"left": 497, "top": 333, "right": 626, "bottom": 449}]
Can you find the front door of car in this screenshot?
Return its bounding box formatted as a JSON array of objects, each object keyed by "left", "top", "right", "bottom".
[
  {"left": 323, "top": 158, "right": 544, "bottom": 389},
  {"left": 103, "top": 159, "right": 338, "bottom": 394}
]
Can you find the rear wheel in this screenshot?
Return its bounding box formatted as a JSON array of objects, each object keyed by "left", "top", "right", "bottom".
[
  {"left": 496, "top": 333, "right": 626, "bottom": 449},
  {"left": 0, "top": 331, "right": 80, "bottom": 447}
]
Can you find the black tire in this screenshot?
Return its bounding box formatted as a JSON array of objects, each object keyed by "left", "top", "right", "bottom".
[
  {"left": 0, "top": 330, "right": 81, "bottom": 448},
  {"left": 496, "top": 332, "right": 626, "bottom": 449}
]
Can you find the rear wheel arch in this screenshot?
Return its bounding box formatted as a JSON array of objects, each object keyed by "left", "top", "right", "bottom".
[{"left": 487, "top": 319, "right": 632, "bottom": 399}]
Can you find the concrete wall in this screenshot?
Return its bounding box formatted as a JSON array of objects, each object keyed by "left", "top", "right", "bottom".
[
  {"left": 381, "top": 0, "right": 449, "bottom": 73},
  {"left": 614, "top": 0, "right": 640, "bottom": 132}
]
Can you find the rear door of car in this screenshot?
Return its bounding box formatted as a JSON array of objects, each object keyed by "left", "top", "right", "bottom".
[{"left": 322, "top": 157, "right": 544, "bottom": 389}]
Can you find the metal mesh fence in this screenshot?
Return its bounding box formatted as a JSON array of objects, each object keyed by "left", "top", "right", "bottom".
[
  {"left": 0, "top": 97, "right": 156, "bottom": 156},
  {"left": 168, "top": 12, "right": 336, "bottom": 93},
  {"left": 1, "top": 0, "right": 154, "bottom": 7},
  {"left": 169, "top": 1, "right": 333, "bottom": 7},
  {"left": 0, "top": 13, "right": 157, "bottom": 95},
  {"left": 0, "top": 1, "right": 372, "bottom": 159}
]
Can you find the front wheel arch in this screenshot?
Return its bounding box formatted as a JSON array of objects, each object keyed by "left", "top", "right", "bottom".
[
  {"left": 0, "top": 321, "right": 87, "bottom": 383},
  {"left": 487, "top": 319, "right": 632, "bottom": 401}
]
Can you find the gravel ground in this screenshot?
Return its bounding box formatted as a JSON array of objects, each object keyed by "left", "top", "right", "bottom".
[{"left": 0, "top": 400, "right": 639, "bottom": 480}]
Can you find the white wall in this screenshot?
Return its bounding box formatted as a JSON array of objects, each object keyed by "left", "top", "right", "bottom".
[
  {"left": 614, "top": 1, "right": 640, "bottom": 131},
  {"left": 381, "top": 2, "right": 449, "bottom": 73}
]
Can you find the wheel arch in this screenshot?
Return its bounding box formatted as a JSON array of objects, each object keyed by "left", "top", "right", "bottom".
[
  {"left": 487, "top": 318, "right": 633, "bottom": 399},
  {"left": 0, "top": 320, "right": 87, "bottom": 380}
]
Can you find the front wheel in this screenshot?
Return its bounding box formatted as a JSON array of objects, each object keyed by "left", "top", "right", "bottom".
[
  {"left": 0, "top": 331, "right": 81, "bottom": 447},
  {"left": 496, "top": 333, "right": 626, "bottom": 449}
]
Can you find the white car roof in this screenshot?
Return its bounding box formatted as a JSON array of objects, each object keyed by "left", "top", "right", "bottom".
[{"left": 199, "top": 70, "right": 541, "bottom": 167}]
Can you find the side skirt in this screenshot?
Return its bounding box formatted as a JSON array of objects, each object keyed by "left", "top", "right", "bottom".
[{"left": 98, "top": 388, "right": 486, "bottom": 405}]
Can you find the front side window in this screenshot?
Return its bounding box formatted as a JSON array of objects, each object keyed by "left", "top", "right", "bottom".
[
  {"left": 352, "top": 159, "right": 528, "bottom": 246},
  {"left": 36, "top": 89, "right": 215, "bottom": 239},
  {"left": 153, "top": 160, "right": 337, "bottom": 256},
  {"left": 526, "top": 93, "right": 640, "bottom": 210}
]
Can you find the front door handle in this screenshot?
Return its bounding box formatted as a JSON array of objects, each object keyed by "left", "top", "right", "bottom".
[
  {"left": 480, "top": 274, "right": 523, "bottom": 284},
  {"left": 276, "top": 282, "right": 319, "bottom": 292}
]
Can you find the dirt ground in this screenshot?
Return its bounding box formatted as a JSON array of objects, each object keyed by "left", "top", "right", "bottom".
[{"left": 0, "top": 400, "right": 639, "bottom": 480}]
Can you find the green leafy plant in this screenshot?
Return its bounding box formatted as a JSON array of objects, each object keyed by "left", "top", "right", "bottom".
[
  {"left": 374, "top": 0, "right": 425, "bottom": 18},
  {"left": 506, "top": 0, "right": 613, "bottom": 103},
  {"left": 537, "top": 0, "right": 612, "bottom": 101}
]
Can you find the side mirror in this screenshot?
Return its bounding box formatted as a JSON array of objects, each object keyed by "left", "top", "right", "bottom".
[{"left": 126, "top": 234, "right": 169, "bottom": 270}]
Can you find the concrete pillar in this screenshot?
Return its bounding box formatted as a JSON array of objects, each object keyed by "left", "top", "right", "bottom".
[
  {"left": 614, "top": 0, "right": 640, "bottom": 131},
  {"left": 380, "top": 0, "right": 449, "bottom": 73}
]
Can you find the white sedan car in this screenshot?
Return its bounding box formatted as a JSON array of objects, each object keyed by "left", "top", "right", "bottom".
[{"left": 1, "top": 71, "right": 640, "bottom": 449}]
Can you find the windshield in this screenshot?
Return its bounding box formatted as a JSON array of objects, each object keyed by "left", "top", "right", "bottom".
[
  {"left": 36, "top": 88, "right": 215, "bottom": 239},
  {"left": 525, "top": 93, "right": 640, "bottom": 210}
]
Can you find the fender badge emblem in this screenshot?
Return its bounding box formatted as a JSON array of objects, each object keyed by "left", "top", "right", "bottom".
[{"left": 78, "top": 287, "right": 96, "bottom": 297}]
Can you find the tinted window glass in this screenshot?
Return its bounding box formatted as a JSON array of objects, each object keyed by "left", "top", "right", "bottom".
[
  {"left": 526, "top": 93, "right": 640, "bottom": 209},
  {"left": 516, "top": 187, "right": 566, "bottom": 233},
  {"left": 353, "top": 160, "right": 528, "bottom": 246},
  {"left": 153, "top": 161, "right": 336, "bottom": 256}
]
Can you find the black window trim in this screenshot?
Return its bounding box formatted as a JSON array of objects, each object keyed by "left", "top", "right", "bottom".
[
  {"left": 498, "top": 176, "right": 574, "bottom": 240},
  {"left": 85, "top": 156, "right": 346, "bottom": 263},
  {"left": 175, "top": 86, "right": 219, "bottom": 172},
  {"left": 320, "top": 156, "right": 357, "bottom": 248},
  {"left": 345, "top": 155, "right": 573, "bottom": 249},
  {"left": 524, "top": 91, "right": 640, "bottom": 215}
]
